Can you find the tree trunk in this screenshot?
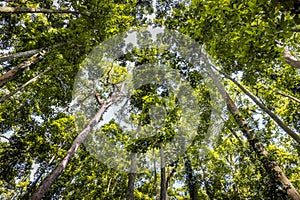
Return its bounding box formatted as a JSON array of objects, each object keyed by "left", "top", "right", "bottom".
[
  {"left": 0, "top": 7, "right": 79, "bottom": 14},
  {"left": 213, "top": 66, "right": 300, "bottom": 145},
  {"left": 160, "top": 147, "right": 167, "bottom": 200},
  {"left": 0, "top": 68, "right": 51, "bottom": 103},
  {"left": 126, "top": 122, "right": 141, "bottom": 200},
  {"left": 0, "top": 48, "right": 43, "bottom": 63},
  {"left": 30, "top": 96, "right": 122, "bottom": 200},
  {"left": 184, "top": 156, "right": 199, "bottom": 200},
  {"left": 126, "top": 154, "right": 137, "bottom": 200},
  {"left": 0, "top": 50, "right": 47, "bottom": 88},
  {"left": 166, "top": 160, "right": 178, "bottom": 191},
  {"left": 207, "top": 65, "right": 300, "bottom": 200},
  {"left": 0, "top": 43, "right": 64, "bottom": 63},
  {"left": 153, "top": 150, "right": 159, "bottom": 199}
]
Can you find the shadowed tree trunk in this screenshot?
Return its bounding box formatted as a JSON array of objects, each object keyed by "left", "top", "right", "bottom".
[
  {"left": 126, "top": 122, "right": 141, "bottom": 200},
  {"left": 184, "top": 156, "right": 199, "bottom": 200},
  {"left": 160, "top": 147, "right": 167, "bottom": 200}
]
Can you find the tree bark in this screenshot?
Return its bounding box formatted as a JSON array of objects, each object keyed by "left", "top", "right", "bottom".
[
  {"left": 213, "top": 66, "right": 300, "bottom": 145},
  {"left": 0, "top": 68, "right": 51, "bottom": 103},
  {"left": 0, "top": 48, "right": 43, "bottom": 63},
  {"left": 0, "top": 50, "right": 47, "bottom": 88},
  {"left": 30, "top": 95, "right": 123, "bottom": 200},
  {"left": 206, "top": 64, "right": 300, "bottom": 200},
  {"left": 283, "top": 48, "right": 300, "bottom": 69},
  {"left": 0, "top": 43, "right": 65, "bottom": 64},
  {"left": 126, "top": 122, "right": 141, "bottom": 200},
  {"left": 153, "top": 150, "right": 159, "bottom": 199},
  {"left": 0, "top": 7, "right": 79, "bottom": 14},
  {"left": 160, "top": 147, "right": 167, "bottom": 200},
  {"left": 184, "top": 156, "right": 199, "bottom": 200}
]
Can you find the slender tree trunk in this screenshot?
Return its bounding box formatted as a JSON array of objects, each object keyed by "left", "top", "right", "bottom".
[
  {"left": 160, "top": 147, "right": 167, "bottom": 200},
  {"left": 0, "top": 43, "right": 64, "bottom": 63},
  {"left": 0, "top": 7, "right": 79, "bottom": 14},
  {"left": 207, "top": 65, "right": 300, "bottom": 200},
  {"left": 0, "top": 68, "right": 51, "bottom": 103},
  {"left": 126, "top": 122, "right": 141, "bottom": 200},
  {"left": 0, "top": 50, "right": 47, "bottom": 88},
  {"left": 126, "top": 154, "right": 137, "bottom": 200},
  {"left": 184, "top": 156, "right": 199, "bottom": 200},
  {"left": 213, "top": 66, "right": 300, "bottom": 145},
  {"left": 0, "top": 48, "right": 43, "bottom": 63},
  {"left": 30, "top": 96, "right": 122, "bottom": 200},
  {"left": 153, "top": 150, "right": 159, "bottom": 200}
]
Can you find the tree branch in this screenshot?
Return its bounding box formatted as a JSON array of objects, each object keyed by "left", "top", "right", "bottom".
[
  {"left": 0, "top": 7, "right": 79, "bottom": 14},
  {"left": 283, "top": 48, "right": 300, "bottom": 69},
  {"left": 212, "top": 66, "right": 300, "bottom": 145},
  {"left": 0, "top": 68, "right": 51, "bottom": 103},
  {"left": 0, "top": 135, "right": 11, "bottom": 142}
]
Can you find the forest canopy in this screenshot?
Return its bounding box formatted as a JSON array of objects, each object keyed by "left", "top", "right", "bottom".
[{"left": 0, "top": 0, "right": 300, "bottom": 199}]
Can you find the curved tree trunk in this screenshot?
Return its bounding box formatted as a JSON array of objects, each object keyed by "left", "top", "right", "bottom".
[
  {"left": 30, "top": 95, "right": 123, "bottom": 200},
  {"left": 0, "top": 7, "right": 79, "bottom": 14},
  {"left": 206, "top": 65, "right": 300, "bottom": 200}
]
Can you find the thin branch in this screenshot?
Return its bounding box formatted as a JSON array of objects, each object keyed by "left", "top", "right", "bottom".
[
  {"left": 212, "top": 66, "right": 300, "bottom": 145},
  {"left": 0, "top": 135, "right": 11, "bottom": 142},
  {"left": 0, "top": 68, "right": 51, "bottom": 103},
  {"left": 0, "top": 43, "right": 64, "bottom": 63},
  {"left": 260, "top": 85, "right": 300, "bottom": 104},
  {"left": 0, "top": 7, "right": 79, "bottom": 14},
  {"left": 291, "top": 29, "right": 300, "bottom": 33},
  {"left": 0, "top": 48, "right": 43, "bottom": 63},
  {"left": 0, "top": 49, "right": 47, "bottom": 88}
]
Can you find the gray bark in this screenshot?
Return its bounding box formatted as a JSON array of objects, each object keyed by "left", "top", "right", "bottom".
[
  {"left": 0, "top": 50, "right": 47, "bottom": 88},
  {"left": 0, "top": 7, "right": 79, "bottom": 14}
]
